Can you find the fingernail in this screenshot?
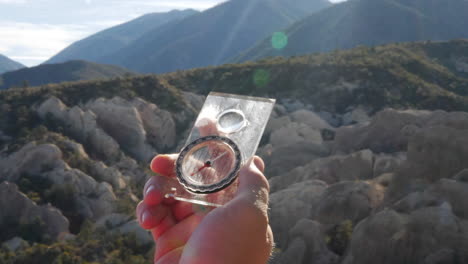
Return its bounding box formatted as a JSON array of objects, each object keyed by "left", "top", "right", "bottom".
[
  {"left": 142, "top": 211, "right": 151, "bottom": 223},
  {"left": 145, "top": 185, "right": 155, "bottom": 196}
]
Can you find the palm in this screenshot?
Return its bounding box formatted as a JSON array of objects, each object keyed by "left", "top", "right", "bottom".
[{"left": 136, "top": 154, "right": 273, "bottom": 264}]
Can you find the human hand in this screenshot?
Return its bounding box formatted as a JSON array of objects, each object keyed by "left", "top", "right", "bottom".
[{"left": 136, "top": 154, "right": 274, "bottom": 264}]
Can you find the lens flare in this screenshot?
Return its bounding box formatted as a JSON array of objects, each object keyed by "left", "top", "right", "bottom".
[
  {"left": 271, "top": 32, "right": 288, "bottom": 50},
  {"left": 253, "top": 69, "right": 270, "bottom": 87}
]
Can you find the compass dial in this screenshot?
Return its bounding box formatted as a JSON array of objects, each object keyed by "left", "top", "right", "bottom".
[{"left": 176, "top": 135, "right": 242, "bottom": 194}]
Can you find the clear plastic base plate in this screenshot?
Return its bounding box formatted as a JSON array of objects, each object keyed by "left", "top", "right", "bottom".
[{"left": 159, "top": 92, "right": 275, "bottom": 207}]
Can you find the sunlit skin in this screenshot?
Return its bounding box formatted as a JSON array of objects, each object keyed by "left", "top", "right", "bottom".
[{"left": 136, "top": 154, "right": 274, "bottom": 264}]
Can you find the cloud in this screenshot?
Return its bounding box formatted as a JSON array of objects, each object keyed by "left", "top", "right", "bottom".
[
  {"left": 0, "top": 0, "right": 26, "bottom": 4},
  {"left": 0, "top": 21, "right": 90, "bottom": 66},
  {"left": 0, "top": 0, "right": 225, "bottom": 66}
]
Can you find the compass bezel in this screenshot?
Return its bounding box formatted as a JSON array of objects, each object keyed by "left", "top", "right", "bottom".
[{"left": 175, "top": 135, "right": 242, "bottom": 194}]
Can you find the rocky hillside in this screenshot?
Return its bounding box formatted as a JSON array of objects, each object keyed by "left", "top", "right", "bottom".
[
  {"left": 46, "top": 9, "right": 198, "bottom": 65},
  {"left": 0, "top": 60, "right": 134, "bottom": 90},
  {"left": 0, "top": 40, "right": 467, "bottom": 263},
  {"left": 0, "top": 54, "right": 24, "bottom": 75},
  {"left": 236, "top": 0, "right": 468, "bottom": 62}
]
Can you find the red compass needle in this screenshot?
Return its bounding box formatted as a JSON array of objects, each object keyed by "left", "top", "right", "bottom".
[
  {"left": 191, "top": 161, "right": 211, "bottom": 176},
  {"left": 190, "top": 152, "right": 227, "bottom": 176}
]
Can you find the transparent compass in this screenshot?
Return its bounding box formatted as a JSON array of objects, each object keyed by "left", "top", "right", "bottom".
[
  {"left": 176, "top": 135, "right": 242, "bottom": 194},
  {"left": 158, "top": 92, "right": 275, "bottom": 207}
]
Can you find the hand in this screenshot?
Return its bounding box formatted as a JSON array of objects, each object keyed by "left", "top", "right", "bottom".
[{"left": 136, "top": 154, "right": 274, "bottom": 264}]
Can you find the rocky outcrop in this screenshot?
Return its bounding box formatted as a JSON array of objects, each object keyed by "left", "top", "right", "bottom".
[
  {"left": 94, "top": 214, "right": 152, "bottom": 246},
  {"left": 334, "top": 109, "right": 430, "bottom": 153},
  {"left": 91, "top": 161, "right": 126, "bottom": 190},
  {"left": 313, "top": 181, "right": 384, "bottom": 227},
  {"left": 0, "top": 143, "right": 117, "bottom": 221},
  {"left": 36, "top": 97, "right": 121, "bottom": 161},
  {"left": 273, "top": 219, "right": 338, "bottom": 264},
  {"left": 404, "top": 125, "right": 468, "bottom": 183},
  {"left": 129, "top": 97, "right": 176, "bottom": 151},
  {"left": 0, "top": 143, "right": 63, "bottom": 182},
  {"left": 0, "top": 182, "right": 69, "bottom": 240},
  {"left": 269, "top": 149, "right": 375, "bottom": 192},
  {"left": 269, "top": 180, "right": 328, "bottom": 246},
  {"left": 334, "top": 109, "right": 468, "bottom": 154},
  {"left": 44, "top": 167, "right": 117, "bottom": 220},
  {"left": 2, "top": 237, "right": 30, "bottom": 252},
  {"left": 86, "top": 97, "right": 156, "bottom": 162},
  {"left": 342, "top": 206, "right": 468, "bottom": 264},
  {"left": 262, "top": 109, "right": 333, "bottom": 176}
]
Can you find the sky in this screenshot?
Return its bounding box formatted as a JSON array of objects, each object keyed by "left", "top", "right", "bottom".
[{"left": 0, "top": 0, "right": 345, "bottom": 67}]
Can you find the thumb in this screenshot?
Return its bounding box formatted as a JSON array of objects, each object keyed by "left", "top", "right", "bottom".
[{"left": 235, "top": 156, "right": 270, "bottom": 207}]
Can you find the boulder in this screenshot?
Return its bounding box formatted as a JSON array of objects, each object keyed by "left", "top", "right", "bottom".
[
  {"left": 269, "top": 149, "right": 374, "bottom": 191},
  {"left": 44, "top": 168, "right": 117, "bottom": 220},
  {"left": 95, "top": 213, "right": 131, "bottom": 230},
  {"left": 334, "top": 109, "right": 468, "bottom": 154},
  {"left": 86, "top": 97, "right": 156, "bottom": 162},
  {"left": 2, "top": 237, "right": 29, "bottom": 252},
  {"left": 0, "top": 143, "right": 62, "bottom": 182},
  {"left": 269, "top": 180, "right": 328, "bottom": 246},
  {"left": 342, "top": 107, "right": 370, "bottom": 126},
  {"left": 290, "top": 109, "right": 333, "bottom": 130},
  {"left": 129, "top": 97, "right": 176, "bottom": 151},
  {"left": 426, "top": 179, "right": 468, "bottom": 219},
  {"left": 285, "top": 219, "right": 339, "bottom": 264},
  {"left": 36, "top": 97, "right": 121, "bottom": 161},
  {"left": 118, "top": 220, "right": 153, "bottom": 246},
  {"left": 318, "top": 111, "right": 341, "bottom": 127},
  {"left": 343, "top": 205, "right": 468, "bottom": 264},
  {"left": 91, "top": 161, "right": 127, "bottom": 189},
  {"left": 313, "top": 181, "right": 384, "bottom": 227},
  {"left": 270, "top": 123, "right": 323, "bottom": 147},
  {"left": 273, "top": 238, "right": 307, "bottom": 264},
  {"left": 0, "top": 182, "right": 69, "bottom": 240},
  {"left": 454, "top": 169, "right": 468, "bottom": 183},
  {"left": 261, "top": 142, "right": 330, "bottom": 178},
  {"left": 334, "top": 109, "right": 432, "bottom": 153},
  {"left": 373, "top": 152, "right": 406, "bottom": 177},
  {"left": 404, "top": 126, "right": 468, "bottom": 183}
]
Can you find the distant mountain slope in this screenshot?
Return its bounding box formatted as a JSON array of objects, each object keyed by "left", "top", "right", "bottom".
[
  {"left": 235, "top": 0, "right": 468, "bottom": 62},
  {"left": 164, "top": 39, "right": 468, "bottom": 112},
  {"left": 103, "top": 0, "right": 331, "bottom": 73},
  {"left": 46, "top": 9, "right": 198, "bottom": 64},
  {"left": 0, "top": 60, "right": 133, "bottom": 89},
  {"left": 0, "top": 54, "right": 25, "bottom": 74}
]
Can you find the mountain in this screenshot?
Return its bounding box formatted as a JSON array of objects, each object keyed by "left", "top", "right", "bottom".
[
  {"left": 102, "top": 0, "right": 332, "bottom": 73},
  {"left": 235, "top": 0, "right": 468, "bottom": 62},
  {"left": 0, "top": 60, "right": 134, "bottom": 89},
  {"left": 1, "top": 40, "right": 468, "bottom": 263},
  {"left": 46, "top": 9, "right": 199, "bottom": 64},
  {"left": 0, "top": 54, "right": 25, "bottom": 74}
]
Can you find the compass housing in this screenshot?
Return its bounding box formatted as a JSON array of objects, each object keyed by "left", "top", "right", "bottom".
[{"left": 176, "top": 135, "right": 242, "bottom": 194}]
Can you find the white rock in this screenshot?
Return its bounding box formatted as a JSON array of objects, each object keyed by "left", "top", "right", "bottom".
[
  {"left": 36, "top": 97, "right": 121, "bottom": 161},
  {"left": 290, "top": 109, "right": 333, "bottom": 130},
  {"left": 0, "top": 143, "right": 62, "bottom": 182},
  {"left": 0, "top": 182, "right": 70, "bottom": 240},
  {"left": 2, "top": 237, "right": 29, "bottom": 252},
  {"left": 269, "top": 180, "right": 328, "bottom": 246},
  {"left": 86, "top": 97, "right": 156, "bottom": 162},
  {"left": 118, "top": 220, "right": 153, "bottom": 246}
]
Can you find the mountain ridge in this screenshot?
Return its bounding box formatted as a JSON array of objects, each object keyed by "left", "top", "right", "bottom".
[
  {"left": 100, "top": 0, "right": 332, "bottom": 73},
  {"left": 0, "top": 54, "right": 25, "bottom": 75},
  {"left": 45, "top": 9, "right": 199, "bottom": 65},
  {"left": 235, "top": 0, "right": 468, "bottom": 62},
  {"left": 0, "top": 60, "right": 134, "bottom": 90}
]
